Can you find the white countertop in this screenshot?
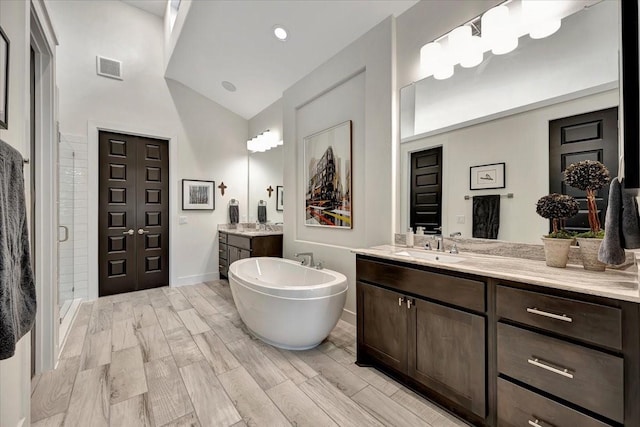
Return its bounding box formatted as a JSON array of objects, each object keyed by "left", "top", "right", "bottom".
[{"left": 353, "top": 245, "right": 640, "bottom": 303}]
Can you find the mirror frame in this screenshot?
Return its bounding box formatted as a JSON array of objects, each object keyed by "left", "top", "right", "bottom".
[{"left": 621, "top": 0, "right": 639, "bottom": 193}]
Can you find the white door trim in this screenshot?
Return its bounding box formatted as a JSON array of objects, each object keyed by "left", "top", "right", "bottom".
[
  {"left": 88, "top": 121, "right": 178, "bottom": 300},
  {"left": 30, "top": 0, "right": 58, "bottom": 373}
]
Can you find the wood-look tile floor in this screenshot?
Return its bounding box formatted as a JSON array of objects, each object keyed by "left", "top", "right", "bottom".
[{"left": 31, "top": 281, "right": 469, "bottom": 427}]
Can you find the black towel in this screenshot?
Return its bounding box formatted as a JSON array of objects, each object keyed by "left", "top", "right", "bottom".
[
  {"left": 229, "top": 204, "right": 239, "bottom": 224},
  {"left": 0, "top": 139, "right": 36, "bottom": 360},
  {"left": 473, "top": 195, "right": 500, "bottom": 239},
  {"left": 258, "top": 205, "right": 267, "bottom": 223},
  {"left": 599, "top": 178, "right": 640, "bottom": 265}
]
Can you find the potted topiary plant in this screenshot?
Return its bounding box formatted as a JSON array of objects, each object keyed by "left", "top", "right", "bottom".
[
  {"left": 536, "top": 193, "right": 579, "bottom": 268},
  {"left": 563, "top": 160, "right": 611, "bottom": 271}
]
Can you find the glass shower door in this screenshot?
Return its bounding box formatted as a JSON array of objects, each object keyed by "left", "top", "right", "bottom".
[{"left": 58, "top": 141, "right": 75, "bottom": 320}]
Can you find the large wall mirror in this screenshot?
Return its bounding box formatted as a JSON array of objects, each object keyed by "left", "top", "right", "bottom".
[
  {"left": 248, "top": 146, "right": 284, "bottom": 224},
  {"left": 399, "top": 0, "right": 620, "bottom": 244}
]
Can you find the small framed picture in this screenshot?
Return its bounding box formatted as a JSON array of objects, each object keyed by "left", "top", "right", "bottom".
[
  {"left": 276, "top": 186, "right": 284, "bottom": 211},
  {"left": 0, "top": 25, "right": 9, "bottom": 130},
  {"left": 182, "top": 179, "right": 215, "bottom": 210},
  {"left": 470, "top": 163, "right": 505, "bottom": 190}
]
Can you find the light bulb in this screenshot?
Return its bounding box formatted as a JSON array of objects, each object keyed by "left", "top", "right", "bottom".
[
  {"left": 481, "top": 5, "right": 518, "bottom": 55},
  {"left": 460, "top": 35, "right": 483, "bottom": 68},
  {"left": 522, "top": 0, "right": 562, "bottom": 40},
  {"left": 420, "top": 42, "right": 442, "bottom": 78}
]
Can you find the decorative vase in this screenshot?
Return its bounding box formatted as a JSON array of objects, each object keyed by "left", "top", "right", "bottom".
[
  {"left": 576, "top": 237, "right": 606, "bottom": 271},
  {"left": 541, "top": 237, "right": 572, "bottom": 268}
]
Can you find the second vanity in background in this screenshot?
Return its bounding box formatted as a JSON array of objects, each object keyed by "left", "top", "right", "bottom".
[
  {"left": 355, "top": 247, "right": 640, "bottom": 427},
  {"left": 218, "top": 226, "right": 283, "bottom": 278}
]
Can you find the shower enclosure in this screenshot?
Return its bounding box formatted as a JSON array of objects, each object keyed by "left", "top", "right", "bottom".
[{"left": 58, "top": 140, "right": 76, "bottom": 321}]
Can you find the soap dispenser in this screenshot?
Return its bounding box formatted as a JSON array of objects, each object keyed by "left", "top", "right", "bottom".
[{"left": 406, "top": 227, "right": 414, "bottom": 247}]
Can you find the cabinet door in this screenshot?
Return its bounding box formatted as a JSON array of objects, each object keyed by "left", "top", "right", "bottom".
[
  {"left": 238, "top": 248, "right": 251, "bottom": 259},
  {"left": 410, "top": 298, "right": 486, "bottom": 418},
  {"left": 228, "top": 246, "right": 240, "bottom": 265},
  {"left": 357, "top": 282, "right": 408, "bottom": 373}
]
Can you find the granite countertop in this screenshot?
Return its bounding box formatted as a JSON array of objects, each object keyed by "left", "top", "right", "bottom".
[
  {"left": 353, "top": 245, "right": 640, "bottom": 303},
  {"left": 219, "top": 229, "right": 283, "bottom": 237}
]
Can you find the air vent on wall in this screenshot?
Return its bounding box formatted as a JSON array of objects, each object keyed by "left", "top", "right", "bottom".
[{"left": 96, "top": 56, "right": 123, "bottom": 80}]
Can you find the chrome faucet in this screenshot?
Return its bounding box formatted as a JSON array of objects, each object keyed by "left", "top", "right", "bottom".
[
  {"left": 433, "top": 227, "right": 445, "bottom": 252},
  {"left": 294, "top": 252, "right": 314, "bottom": 267},
  {"left": 449, "top": 231, "right": 461, "bottom": 254}
]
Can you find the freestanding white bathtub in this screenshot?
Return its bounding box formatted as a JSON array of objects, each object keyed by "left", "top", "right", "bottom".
[{"left": 228, "top": 257, "right": 348, "bottom": 350}]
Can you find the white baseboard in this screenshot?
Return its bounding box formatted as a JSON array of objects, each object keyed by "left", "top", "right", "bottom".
[
  {"left": 172, "top": 272, "right": 220, "bottom": 287},
  {"left": 341, "top": 308, "right": 356, "bottom": 326}
]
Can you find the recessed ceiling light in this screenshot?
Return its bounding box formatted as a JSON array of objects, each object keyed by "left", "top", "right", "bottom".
[
  {"left": 222, "top": 81, "right": 236, "bottom": 92},
  {"left": 273, "top": 25, "right": 288, "bottom": 41}
]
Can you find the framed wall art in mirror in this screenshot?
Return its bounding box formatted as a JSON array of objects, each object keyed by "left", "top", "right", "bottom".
[
  {"left": 304, "top": 120, "right": 352, "bottom": 228},
  {"left": 182, "top": 179, "right": 214, "bottom": 210},
  {"left": 0, "top": 25, "right": 9, "bottom": 129},
  {"left": 470, "top": 163, "right": 505, "bottom": 190},
  {"left": 276, "top": 186, "right": 283, "bottom": 211}
]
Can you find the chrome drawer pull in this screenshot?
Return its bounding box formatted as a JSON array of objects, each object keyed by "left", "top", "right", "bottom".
[
  {"left": 526, "top": 307, "right": 572, "bottom": 323},
  {"left": 529, "top": 418, "right": 555, "bottom": 427},
  {"left": 527, "top": 358, "right": 574, "bottom": 379},
  {"left": 398, "top": 297, "right": 405, "bottom": 306}
]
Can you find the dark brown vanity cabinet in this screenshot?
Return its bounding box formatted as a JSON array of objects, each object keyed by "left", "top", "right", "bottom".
[
  {"left": 356, "top": 257, "right": 487, "bottom": 420},
  {"left": 356, "top": 254, "right": 640, "bottom": 427},
  {"left": 218, "top": 231, "right": 283, "bottom": 278}
]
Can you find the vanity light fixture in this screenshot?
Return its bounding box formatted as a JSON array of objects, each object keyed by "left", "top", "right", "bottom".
[
  {"left": 247, "top": 130, "right": 282, "bottom": 153},
  {"left": 418, "top": 0, "right": 577, "bottom": 81},
  {"left": 522, "top": 0, "right": 561, "bottom": 40},
  {"left": 273, "top": 25, "right": 288, "bottom": 41},
  {"left": 481, "top": 4, "right": 518, "bottom": 55}
]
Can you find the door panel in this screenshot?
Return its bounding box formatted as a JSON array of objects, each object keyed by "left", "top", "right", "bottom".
[
  {"left": 410, "top": 299, "right": 486, "bottom": 418},
  {"left": 410, "top": 147, "right": 442, "bottom": 233},
  {"left": 549, "top": 108, "right": 618, "bottom": 234},
  {"left": 357, "top": 282, "right": 408, "bottom": 373},
  {"left": 99, "top": 132, "right": 169, "bottom": 296},
  {"left": 136, "top": 139, "right": 169, "bottom": 290}
]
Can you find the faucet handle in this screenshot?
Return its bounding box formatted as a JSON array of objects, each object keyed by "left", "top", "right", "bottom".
[{"left": 450, "top": 243, "right": 459, "bottom": 254}]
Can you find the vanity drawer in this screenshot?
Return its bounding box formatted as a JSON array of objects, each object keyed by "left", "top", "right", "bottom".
[
  {"left": 219, "top": 232, "right": 227, "bottom": 243},
  {"left": 228, "top": 234, "right": 251, "bottom": 250},
  {"left": 498, "top": 378, "right": 611, "bottom": 427},
  {"left": 356, "top": 257, "right": 485, "bottom": 312},
  {"left": 219, "top": 246, "right": 227, "bottom": 261},
  {"left": 496, "top": 285, "right": 621, "bottom": 350},
  {"left": 497, "top": 323, "right": 623, "bottom": 423}
]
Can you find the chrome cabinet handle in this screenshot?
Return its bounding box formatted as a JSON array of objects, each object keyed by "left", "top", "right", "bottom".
[
  {"left": 138, "top": 228, "right": 150, "bottom": 235},
  {"left": 526, "top": 307, "right": 572, "bottom": 323},
  {"left": 122, "top": 229, "right": 134, "bottom": 236},
  {"left": 527, "top": 357, "right": 574, "bottom": 379},
  {"left": 398, "top": 297, "right": 405, "bottom": 307},
  {"left": 59, "top": 225, "right": 69, "bottom": 242},
  {"left": 529, "top": 418, "right": 555, "bottom": 427},
  {"left": 407, "top": 299, "right": 413, "bottom": 309}
]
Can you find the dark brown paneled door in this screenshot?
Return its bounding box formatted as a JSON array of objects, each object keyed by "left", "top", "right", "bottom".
[
  {"left": 410, "top": 147, "right": 443, "bottom": 233},
  {"left": 99, "top": 131, "right": 169, "bottom": 296},
  {"left": 549, "top": 107, "right": 618, "bottom": 234}
]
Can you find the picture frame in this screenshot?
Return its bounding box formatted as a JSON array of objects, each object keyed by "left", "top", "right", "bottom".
[
  {"left": 304, "top": 120, "right": 352, "bottom": 228},
  {"left": 182, "top": 179, "right": 215, "bottom": 210},
  {"left": 0, "top": 25, "right": 9, "bottom": 130},
  {"left": 276, "top": 186, "right": 284, "bottom": 211},
  {"left": 470, "top": 162, "right": 506, "bottom": 190}
]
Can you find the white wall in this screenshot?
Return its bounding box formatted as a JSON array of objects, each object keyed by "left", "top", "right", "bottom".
[
  {"left": 248, "top": 98, "right": 284, "bottom": 224},
  {"left": 48, "top": 0, "right": 249, "bottom": 290},
  {"left": 282, "top": 17, "right": 395, "bottom": 322},
  {"left": 400, "top": 89, "right": 619, "bottom": 243},
  {"left": 0, "top": 1, "right": 32, "bottom": 425}
]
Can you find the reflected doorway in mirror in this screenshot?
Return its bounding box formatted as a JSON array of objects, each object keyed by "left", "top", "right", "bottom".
[{"left": 276, "top": 186, "right": 283, "bottom": 211}]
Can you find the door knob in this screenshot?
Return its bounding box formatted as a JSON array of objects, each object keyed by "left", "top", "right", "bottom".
[
  {"left": 123, "top": 229, "right": 135, "bottom": 236},
  {"left": 138, "top": 228, "right": 150, "bottom": 235}
]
